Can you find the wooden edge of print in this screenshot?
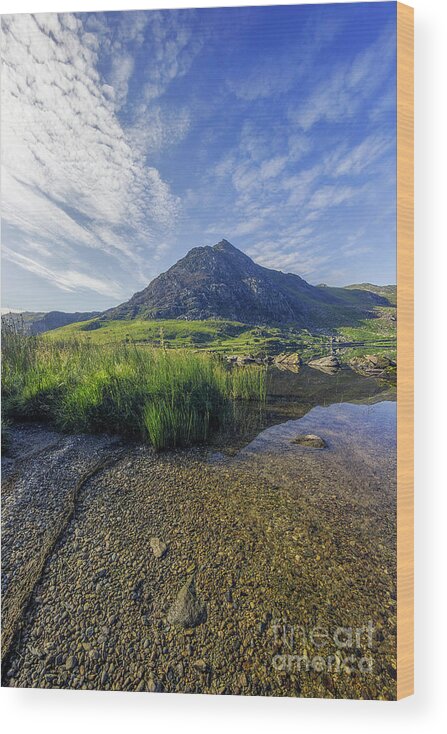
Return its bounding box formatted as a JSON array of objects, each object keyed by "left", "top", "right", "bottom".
[{"left": 396, "top": 1, "right": 414, "bottom": 701}]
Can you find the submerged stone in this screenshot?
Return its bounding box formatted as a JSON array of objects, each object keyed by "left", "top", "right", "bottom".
[
  {"left": 167, "top": 576, "right": 207, "bottom": 628},
  {"left": 291, "top": 434, "right": 327, "bottom": 449}
]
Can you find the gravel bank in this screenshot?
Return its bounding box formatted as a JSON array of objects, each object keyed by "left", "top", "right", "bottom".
[{"left": 2, "top": 412, "right": 396, "bottom": 699}]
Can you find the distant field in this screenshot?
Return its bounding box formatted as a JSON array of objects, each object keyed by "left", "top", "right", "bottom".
[
  {"left": 45, "top": 312, "right": 396, "bottom": 357},
  {"left": 335, "top": 307, "right": 397, "bottom": 341},
  {"left": 45, "top": 318, "right": 319, "bottom": 353},
  {"left": 45, "top": 318, "right": 246, "bottom": 348}
]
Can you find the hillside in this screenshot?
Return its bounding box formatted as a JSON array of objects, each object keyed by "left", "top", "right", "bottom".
[
  {"left": 104, "top": 239, "right": 393, "bottom": 330},
  {"left": 344, "top": 283, "right": 397, "bottom": 305}
]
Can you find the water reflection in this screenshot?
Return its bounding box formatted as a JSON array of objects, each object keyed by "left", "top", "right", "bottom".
[
  {"left": 238, "top": 400, "right": 396, "bottom": 466},
  {"left": 216, "top": 365, "right": 396, "bottom": 452}
]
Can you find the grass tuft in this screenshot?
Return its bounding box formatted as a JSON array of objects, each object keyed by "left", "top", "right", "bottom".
[{"left": 1, "top": 321, "right": 265, "bottom": 450}]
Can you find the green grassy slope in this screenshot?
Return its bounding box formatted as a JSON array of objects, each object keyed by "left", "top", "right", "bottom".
[
  {"left": 46, "top": 318, "right": 312, "bottom": 354},
  {"left": 46, "top": 310, "right": 396, "bottom": 357},
  {"left": 45, "top": 318, "right": 248, "bottom": 347},
  {"left": 335, "top": 307, "right": 396, "bottom": 342}
]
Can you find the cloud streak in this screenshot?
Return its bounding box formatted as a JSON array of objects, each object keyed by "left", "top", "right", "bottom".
[{"left": 1, "top": 12, "right": 180, "bottom": 299}]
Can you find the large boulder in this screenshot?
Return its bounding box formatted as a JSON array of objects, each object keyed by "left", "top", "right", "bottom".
[
  {"left": 349, "top": 354, "right": 396, "bottom": 375},
  {"left": 273, "top": 352, "right": 302, "bottom": 368},
  {"left": 272, "top": 352, "right": 301, "bottom": 373},
  {"left": 308, "top": 355, "right": 340, "bottom": 373}
]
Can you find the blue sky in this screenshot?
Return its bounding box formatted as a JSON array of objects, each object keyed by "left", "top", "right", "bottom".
[{"left": 1, "top": 2, "right": 397, "bottom": 312}]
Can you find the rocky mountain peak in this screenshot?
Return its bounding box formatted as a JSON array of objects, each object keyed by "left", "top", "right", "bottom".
[{"left": 103, "top": 238, "right": 391, "bottom": 327}]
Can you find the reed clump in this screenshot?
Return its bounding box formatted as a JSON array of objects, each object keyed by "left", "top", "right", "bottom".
[{"left": 1, "top": 321, "right": 266, "bottom": 449}]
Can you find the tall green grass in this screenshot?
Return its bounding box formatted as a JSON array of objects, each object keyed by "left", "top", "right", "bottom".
[{"left": 1, "top": 321, "right": 266, "bottom": 449}]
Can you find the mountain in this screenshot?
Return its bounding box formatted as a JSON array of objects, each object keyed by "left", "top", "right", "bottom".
[
  {"left": 104, "top": 239, "right": 393, "bottom": 329},
  {"left": 1, "top": 310, "right": 100, "bottom": 335}
]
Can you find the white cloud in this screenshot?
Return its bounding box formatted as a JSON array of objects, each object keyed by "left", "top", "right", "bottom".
[
  {"left": 141, "top": 11, "right": 201, "bottom": 102},
  {"left": 110, "top": 53, "right": 135, "bottom": 108},
  {"left": 3, "top": 246, "right": 122, "bottom": 298},
  {"left": 259, "top": 156, "right": 288, "bottom": 180},
  {"left": 232, "top": 217, "right": 265, "bottom": 237},
  {"left": 307, "top": 184, "right": 356, "bottom": 211},
  {"left": 292, "top": 28, "right": 395, "bottom": 131},
  {"left": 129, "top": 104, "right": 190, "bottom": 156},
  {"left": 227, "top": 62, "right": 297, "bottom": 102},
  {"left": 288, "top": 133, "right": 311, "bottom": 161},
  {"left": 247, "top": 230, "right": 330, "bottom": 278},
  {"left": 1, "top": 13, "right": 179, "bottom": 297},
  {"left": 331, "top": 135, "right": 392, "bottom": 177}
]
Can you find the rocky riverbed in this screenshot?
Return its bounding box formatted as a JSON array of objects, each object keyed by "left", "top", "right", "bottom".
[{"left": 2, "top": 398, "right": 396, "bottom": 699}]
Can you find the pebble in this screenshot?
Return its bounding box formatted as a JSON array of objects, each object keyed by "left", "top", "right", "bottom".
[
  {"left": 150, "top": 537, "right": 168, "bottom": 559},
  {"left": 65, "top": 655, "right": 78, "bottom": 671}
]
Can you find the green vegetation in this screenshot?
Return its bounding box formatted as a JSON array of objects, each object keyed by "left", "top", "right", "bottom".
[
  {"left": 45, "top": 318, "right": 247, "bottom": 347},
  {"left": 45, "top": 317, "right": 321, "bottom": 354},
  {"left": 2, "top": 288, "right": 397, "bottom": 450},
  {"left": 334, "top": 308, "right": 396, "bottom": 342},
  {"left": 2, "top": 324, "right": 266, "bottom": 450},
  {"left": 45, "top": 312, "right": 396, "bottom": 362}
]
